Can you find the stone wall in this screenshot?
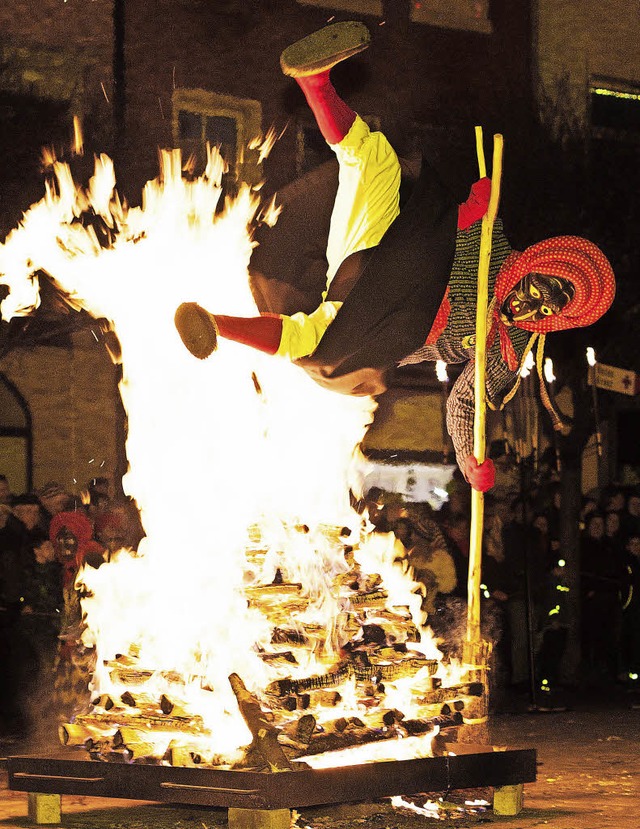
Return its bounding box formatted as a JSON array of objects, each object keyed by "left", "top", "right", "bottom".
[{"left": 0, "top": 330, "right": 120, "bottom": 498}]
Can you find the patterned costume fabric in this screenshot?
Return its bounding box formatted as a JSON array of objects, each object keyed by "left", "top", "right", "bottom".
[
  {"left": 400, "top": 223, "right": 616, "bottom": 471},
  {"left": 276, "top": 114, "right": 402, "bottom": 361},
  {"left": 399, "top": 219, "right": 531, "bottom": 470}
]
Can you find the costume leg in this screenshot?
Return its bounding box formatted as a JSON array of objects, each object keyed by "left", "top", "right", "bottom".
[
  {"left": 295, "top": 71, "right": 356, "bottom": 145},
  {"left": 174, "top": 304, "right": 283, "bottom": 360},
  {"left": 175, "top": 22, "right": 400, "bottom": 363},
  {"left": 276, "top": 115, "right": 401, "bottom": 359}
]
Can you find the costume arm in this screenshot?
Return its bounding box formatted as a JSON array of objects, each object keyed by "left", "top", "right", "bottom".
[{"left": 446, "top": 362, "right": 476, "bottom": 472}]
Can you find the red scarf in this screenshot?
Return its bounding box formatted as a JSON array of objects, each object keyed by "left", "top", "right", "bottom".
[{"left": 490, "top": 236, "right": 615, "bottom": 370}]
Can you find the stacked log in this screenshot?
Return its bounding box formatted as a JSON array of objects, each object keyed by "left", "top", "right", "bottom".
[{"left": 60, "top": 523, "right": 486, "bottom": 768}]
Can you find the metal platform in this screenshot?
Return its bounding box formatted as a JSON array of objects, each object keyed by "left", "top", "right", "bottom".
[{"left": 8, "top": 748, "right": 537, "bottom": 810}]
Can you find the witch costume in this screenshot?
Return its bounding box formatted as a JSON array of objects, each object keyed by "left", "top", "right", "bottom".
[{"left": 175, "top": 22, "right": 615, "bottom": 491}]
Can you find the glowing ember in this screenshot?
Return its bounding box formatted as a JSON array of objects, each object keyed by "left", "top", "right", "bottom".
[
  {"left": 0, "top": 140, "right": 468, "bottom": 767},
  {"left": 391, "top": 794, "right": 490, "bottom": 820}
]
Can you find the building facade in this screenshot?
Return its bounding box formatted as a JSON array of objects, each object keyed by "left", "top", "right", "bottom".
[{"left": 0, "top": 0, "right": 572, "bottom": 497}]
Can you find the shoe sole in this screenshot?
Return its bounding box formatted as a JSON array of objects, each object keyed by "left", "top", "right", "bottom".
[
  {"left": 280, "top": 21, "right": 370, "bottom": 77},
  {"left": 174, "top": 302, "right": 218, "bottom": 360}
]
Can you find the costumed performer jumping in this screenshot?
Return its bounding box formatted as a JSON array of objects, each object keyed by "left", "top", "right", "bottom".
[{"left": 174, "top": 21, "right": 615, "bottom": 493}]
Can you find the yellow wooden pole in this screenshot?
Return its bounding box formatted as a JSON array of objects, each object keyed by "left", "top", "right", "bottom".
[{"left": 465, "top": 127, "right": 503, "bottom": 657}]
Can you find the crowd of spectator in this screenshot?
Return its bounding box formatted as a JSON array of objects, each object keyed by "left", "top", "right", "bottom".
[
  {"left": 1, "top": 461, "right": 639, "bottom": 740},
  {"left": 362, "top": 458, "right": 640, "bottom": 712},
  {"left": 0, "top": 474, "right": 143, "bottom": 742}
]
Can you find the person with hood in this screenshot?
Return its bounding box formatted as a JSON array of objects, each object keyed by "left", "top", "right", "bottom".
[
  {"left": 49, "top": 511, "right": 104, "bottom": 723},
  {"left": 174, "top": 22, "right": 615, "bottom": 493}
]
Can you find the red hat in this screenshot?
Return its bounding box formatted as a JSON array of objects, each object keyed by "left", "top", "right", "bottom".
[
  {"left": 494, "top": 236, "right": 615, "bottom": 333},
  {"left": 49, "top": 511, "right": 103, "bottom": 582}
]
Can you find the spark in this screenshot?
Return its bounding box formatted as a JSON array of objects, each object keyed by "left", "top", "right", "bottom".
[{"left": 73, "top": 115, "right": 84, "bottom": 156}]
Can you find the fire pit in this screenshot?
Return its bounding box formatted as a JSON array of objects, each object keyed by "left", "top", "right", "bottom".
[{"left": 2, "top": 139, "right": 537, "bottom": 826}]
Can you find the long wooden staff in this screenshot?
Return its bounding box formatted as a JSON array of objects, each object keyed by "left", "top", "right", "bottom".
[{"left": 465, "top": 127, "right": 503, "bottom": 660}]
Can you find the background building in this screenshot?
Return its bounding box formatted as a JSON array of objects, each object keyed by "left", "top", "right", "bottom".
[{"left": 0, "top": 0, "right": 637, "bottom": 497}]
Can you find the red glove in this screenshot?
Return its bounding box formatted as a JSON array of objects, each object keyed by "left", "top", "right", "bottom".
[
  {"left": 464, "top": 455, "right": 496, "bottom": 492},
  {"left": 457, "top": 177, "right": 491, "bottom": 230}
]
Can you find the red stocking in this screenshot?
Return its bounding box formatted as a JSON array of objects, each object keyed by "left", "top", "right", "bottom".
[
  {"left": 215, "top": 314, "right": 283, "bottom": 355},
  {"left": 296, "top": 71, "right": 356, "bottom": 145}
]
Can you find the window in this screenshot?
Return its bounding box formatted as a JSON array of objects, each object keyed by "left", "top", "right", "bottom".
[
  {"left": 0, "top": 374, "right": 32, "bottom": 495},
  {"left": 410, "top": 0, "right": 491, "bottom": 33},
  {"left": 172, "top": 89, "right": 263, "bottom": 185},
  {"left": 296, "top": 0, "right": 383, "bottom": 15},
  {"left": 590, "top": 79, "right": 640, "bottom": 141}
]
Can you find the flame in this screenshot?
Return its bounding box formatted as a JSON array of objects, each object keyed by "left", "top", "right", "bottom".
[{"left": 0, "top": 140, "right": 463, "bottom": 765}]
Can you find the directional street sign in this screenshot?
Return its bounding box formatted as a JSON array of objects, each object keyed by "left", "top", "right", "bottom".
[{"left": 589, "top": 362, "right": 639, "bottom": 396}]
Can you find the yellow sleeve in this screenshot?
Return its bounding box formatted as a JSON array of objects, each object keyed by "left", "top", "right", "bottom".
[{"left": 276, "top": 300, "right": 343, "bottom": 360}]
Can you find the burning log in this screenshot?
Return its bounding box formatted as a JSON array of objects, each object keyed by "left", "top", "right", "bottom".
[
  {"left": 91, "top": 694, "right": 120, "bottom": 711},
  {"left": 107, "top": 664, "right": 185, "bottom": 686},
  {"left": 271, "top": 628, "right": 309, "bottom": 645},
  {"left": 59, "top": 722, "right": 115, "bottom": 747},
  {"left": 228, "top": 673, "right": 293, "bottom": 772},
  {"left": 120, "top": 691, "right": 159, "bottom": 709},
  {"left": 112, "top": 727, "right": 171, "bottom": 762},
  {"left": 266, "top": 662, "right": 352, "bottom": 697},
  {"left": 259, "top": 651, "right": 299, "bottom": 668},
  {"left": 84, "top": 737, "right": 117, "bottom": 758},
  {"left": 440, "top": 700, "right": 465, "bottom": 715},
  {"left": 244, "top": 582, "right": 303, "bottom": 600},
  {"left": 278, "top": 713, "right": 317, "bottom": 752},
  {"left": 167, "top": 745, "right": 218, "bottom": 767},
  {"left": 308, "top": 690, "right": 342, "bottom": 707},
  {"left": 265, "top": 650, "right": 439, "bottom": 701},
  {"left": 401, "top": 712, "right": 464, "bottom": 735},
  {"left": 302, "top": 718, "right": 386, "bottom": 756},
  {"left": 349, "top": 589, "right": 388, "bottom": 609},
  {"left": 159, "top": 694, "right": 192, "bottom": 718},
  {"left": 74, "top": 711, "right": 204, "bottom": 733},
  {"left": 415, "top": 681, "right": 484, "bottom": 706},
  {"left": 353, "top": 655, "right": 438, "bottom": 682}
]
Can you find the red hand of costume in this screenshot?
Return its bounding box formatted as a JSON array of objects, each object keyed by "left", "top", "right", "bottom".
[
  {"left": 464, "top": 455, "right": 496, "bottom": 492},
  {"left": 457, "top": 177, "right": 491, "bottom": 230}
]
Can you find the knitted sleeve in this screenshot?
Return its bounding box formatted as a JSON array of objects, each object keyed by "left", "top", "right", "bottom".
[
  {"left": 446, "top": 342, "right": 521, "bottom": 472},
  {"left": 446, "top": 361, "right": 476, "bottom": 472}
]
